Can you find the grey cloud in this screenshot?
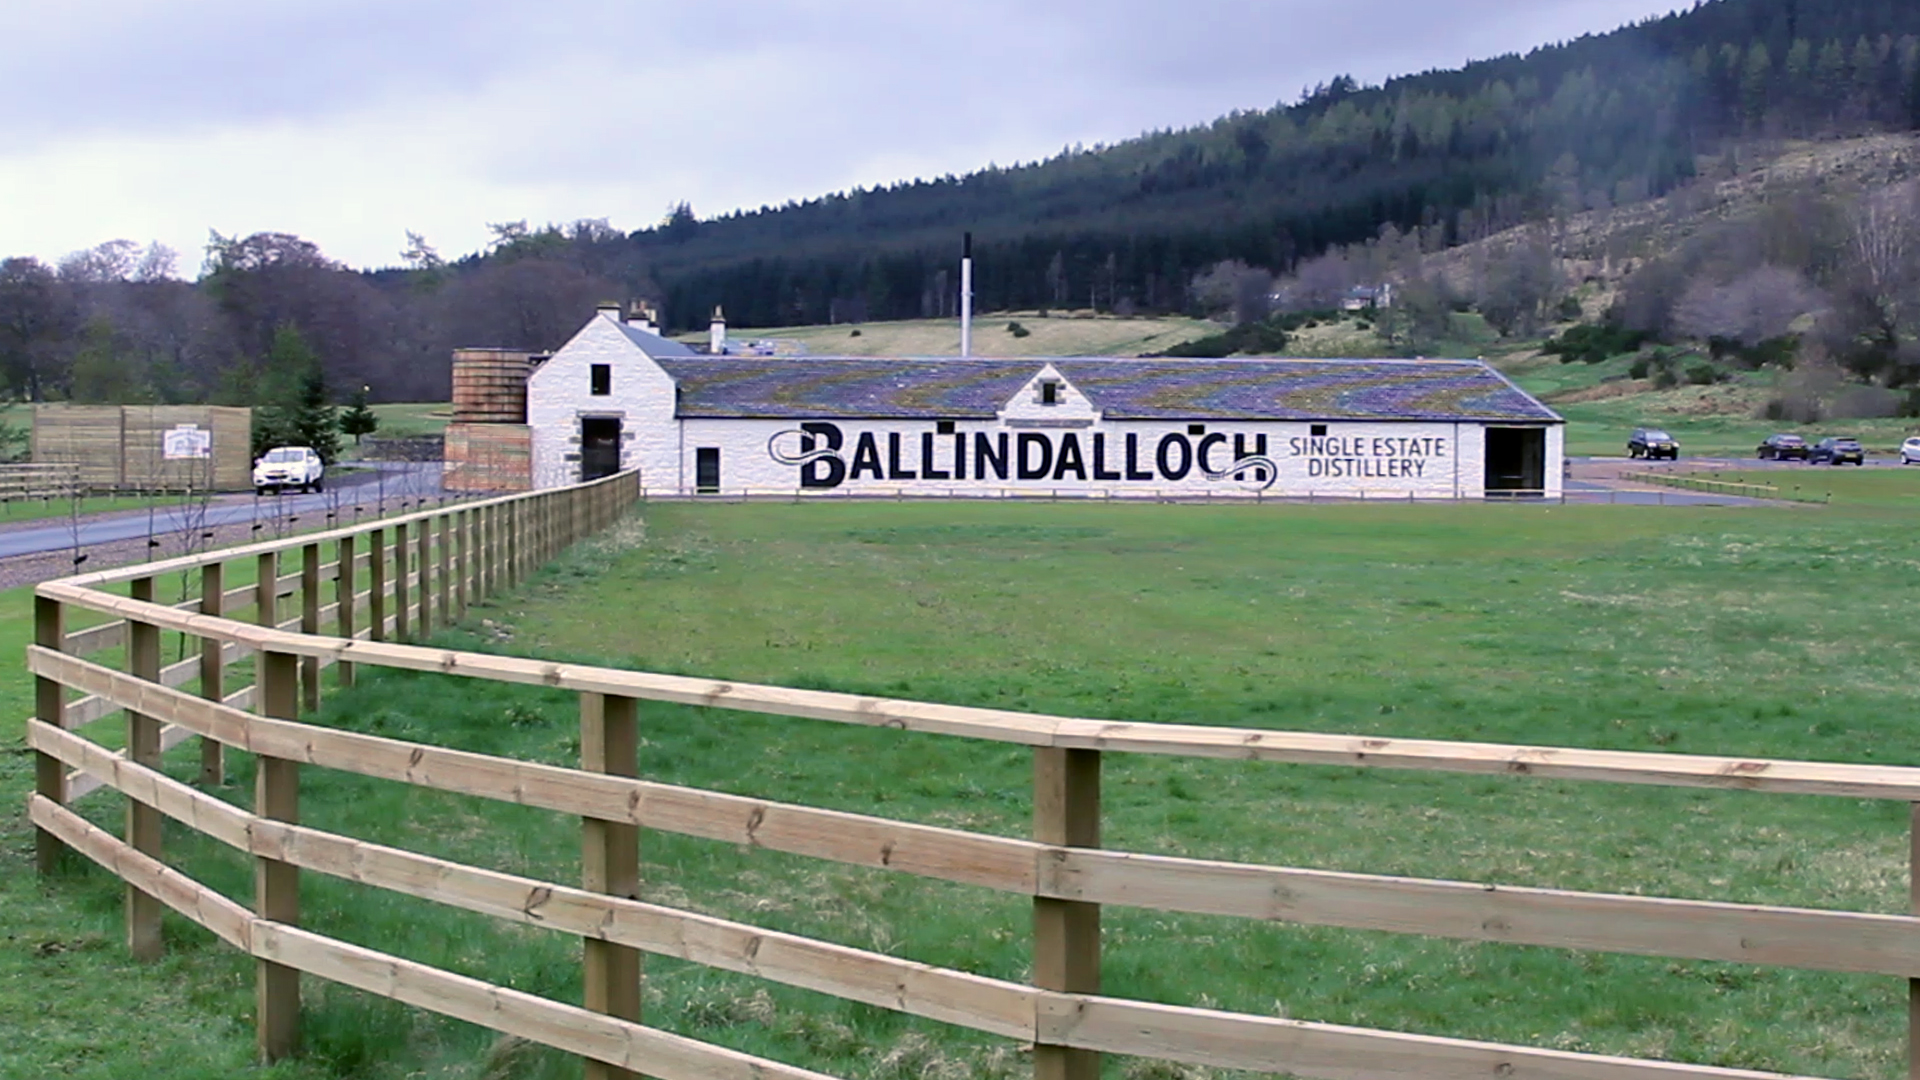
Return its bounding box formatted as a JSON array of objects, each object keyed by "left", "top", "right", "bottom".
[{"left": 2, "top": 0, "right": 1681, "bottom": 266}]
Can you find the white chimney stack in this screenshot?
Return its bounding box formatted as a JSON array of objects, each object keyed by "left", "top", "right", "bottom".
[
  {"left": 959, "top": 232, "right": 973, "bottom": 358},
  {"left": 596, "top": 302, "right": 621, "bottom": 322},
  {"left": 709, "top": 306, "right": 727, "bottom": 355}
]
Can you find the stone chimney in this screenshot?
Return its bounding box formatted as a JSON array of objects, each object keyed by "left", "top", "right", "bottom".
[
  {"left": 626, "top": 302, "right": 657, "bottom": 335},
  {"left": 709, "top": 305, "right": 727, "bottom": 355}
]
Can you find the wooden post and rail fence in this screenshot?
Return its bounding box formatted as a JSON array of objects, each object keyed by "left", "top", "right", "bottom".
[{"left": 23, "top": 466, "right": 1920, "bottom": 1080}]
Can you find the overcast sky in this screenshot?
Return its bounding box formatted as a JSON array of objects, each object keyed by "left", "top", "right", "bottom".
[{"left": 0, "top": 0, "right": 1682, "bottom": 274}]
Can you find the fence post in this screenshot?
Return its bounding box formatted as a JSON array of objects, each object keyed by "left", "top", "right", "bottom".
[
  {"left": 392, "top": 521, "right": 410, "bottom": 640},
  {"left": 437, "top": 513, "right": 453, "bottom": 628},
  {"left": 582, "top": 691, "right": 641, "bottom": 1080},
  {"left": 453, "top": 509, "right": 469, "bottom": 624},
  {"left": 256, "top": 550, "right": 278, "bottom": 641},
  {"left": 255, "top": 648, "right": 302, "bottom": 1061},
  {"left": 417, "top": 514, "right": 433, "bottom": 638},
  {"left": 367, "top": 527, "right": 387, "bottom": 643},
  {"left": 336, "top": 534, "right": 356, "bottom": 688},
  {"left": 507, "top": 499, "right": 522, "bottom": 590},
  {"left": 33, "top": 594, "right": 67, "bottom": 874},
  {"left": 300, "top": 543, "right": 321, "bottom": 712},
  {"left": 199, "top": 562, "right": 226, "bottom": 785},
  {"left": 481, "top": 503, "right": 496, "bottom": 600},
  {"left": 1033, "top": 746, "right": 1101, "bottom": 1080},
  {"left": 1911, "top": 803, "right": 1919, "bottom": 1080},
  {"left": 125, "top": 576, "right": 165, "bottom": 960}
]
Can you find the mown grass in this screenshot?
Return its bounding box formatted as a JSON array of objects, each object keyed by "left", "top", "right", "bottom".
[
  {"left": 11, "top": 480, "right": 1920, "bottom": 1078},
  {"left": 676, "top": 313, "right": 1220, "bottom": 359},
  {"left": 366, "top": 403, "right": 453, "bottom": 440}
]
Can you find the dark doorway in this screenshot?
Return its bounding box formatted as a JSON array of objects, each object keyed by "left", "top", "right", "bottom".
[
  {"left": 1485, "top": 427, "right": 1546, "bottom": 496},
  {"left": 580, "top": 418, "right": 622, "bottom": 482},
  {"left": 695, "top": 447, "right": 721, "bottom": 493}
]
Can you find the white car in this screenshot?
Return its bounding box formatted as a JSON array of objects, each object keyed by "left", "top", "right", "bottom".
[
  {"left": 253, "top": 446, "right": 325, "bottom": 494},
  {"left": 1903, "top": 437, "right": 1920, "bottom": 465}
]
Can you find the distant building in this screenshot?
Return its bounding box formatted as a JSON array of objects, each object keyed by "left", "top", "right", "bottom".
[
  {"left": 1342, "top": 283, "right": 1394, "bottom": 311},
  {"left": 517, "top": 309, "right": 1563, "bottom": 498}
]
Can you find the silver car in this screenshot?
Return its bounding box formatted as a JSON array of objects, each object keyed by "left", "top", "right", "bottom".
[{"left": 1902, "top": 436, "right": 1920, "bottom": 465}]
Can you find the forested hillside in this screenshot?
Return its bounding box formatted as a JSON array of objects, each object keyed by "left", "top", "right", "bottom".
[
  {"left": 636, "top": 0, "right": 1920, "bottom": 328},
  {"left": 2, "top": 0, "right": 1918, "bottom": 408}
]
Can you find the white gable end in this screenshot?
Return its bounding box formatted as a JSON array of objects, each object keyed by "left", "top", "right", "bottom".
[
  {"left": 998, "top": 363, "right": 1100, "bottom": 423},
  {"left": 527, "top": 312, "right": 681, "bottom": 490}
]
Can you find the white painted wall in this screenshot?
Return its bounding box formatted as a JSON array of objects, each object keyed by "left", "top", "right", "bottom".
[
  {"left": 527, "top": 314, "right": 680, "bottom": 490},
  {"left": 524, "top": 322, "right": 1563, "bottom": 499},
  {"left": 674, "top": 417, "right": 1549, "bottom": 499}
]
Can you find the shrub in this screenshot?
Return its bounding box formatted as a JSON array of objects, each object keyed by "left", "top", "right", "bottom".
[
  {"left": 1829, "top": 385, "right": 1900, "bottom": 419},
  {"left": 1006, "top": 321, "right": 1031, "bottom": 338},
  {"left": 1542, "top": 322, "right": 1651, "bottom": 364},
  {"left": 1556, "top": 295, "right": 1583, "bottom": 321},
  {"left": 1652, "top": 368, "right": 1679, "bottom": 390},
  {"left": 1760, "top": 395, "right": 1823, "bottom": 423},
  {"left": 1162, "top": 316, "right": 1290, "bottom": 358},
  {"left": 849, "top": 329, "right": 862, "bottom": 337},
  {"left": 1685, "top": 362, "right": 1722, "bottom": 385}
]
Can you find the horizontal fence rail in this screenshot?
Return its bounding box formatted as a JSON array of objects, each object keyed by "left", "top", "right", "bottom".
[
  {"left": 1617, "top": 469, "right": 1830, "bottom": 503},
  {"left": 20, "top": 465, "right": 1906, "bottom": 1080}
]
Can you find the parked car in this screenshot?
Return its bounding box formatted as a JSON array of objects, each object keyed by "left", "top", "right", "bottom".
[
  {"left": 1807, "top": 436, "right": 1865, "bottom": 466},
  {"left": 1627, "top": 428, "right": 1679, "bottom": 460},
  {"left": 253, "top": 446, "right": 325, "bottom": 494},
  {"left": 1902, "top": 436, "right": 1920, "bottom": 465},
  {"left": 1756, "top": 433, "right": 1808, "bottom": 460}
]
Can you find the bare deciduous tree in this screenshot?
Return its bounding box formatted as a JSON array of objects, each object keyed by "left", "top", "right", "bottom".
[{"left": 1672, "top": 264, "right": 1824, "bottom": 348}]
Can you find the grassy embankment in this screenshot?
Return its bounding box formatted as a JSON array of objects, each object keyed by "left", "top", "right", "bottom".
[
  {"left": 681, "top": 313, "right": 1219, "bottom": 358},
  {"left": 10, "top": 478, "right": 1920, "bottom": 1078},
  {"left": 1499, "top": 349, "right": 1919, "bottom": 459}
]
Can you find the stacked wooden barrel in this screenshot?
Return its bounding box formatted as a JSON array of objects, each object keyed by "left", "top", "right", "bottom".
[
  {"left": 446, "top": 350, "right": 535, "bottom": 493},
  {"left": 450, "top": 350, "right": 532, "bottom": 424}
]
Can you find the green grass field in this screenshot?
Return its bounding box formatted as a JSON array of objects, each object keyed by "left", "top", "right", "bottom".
[
  {"left": 366, "top": 402, "right": 453, "bottom": 440},
  {"left": 10, "top": 478, "right": 1920, "bottom": 1078}
]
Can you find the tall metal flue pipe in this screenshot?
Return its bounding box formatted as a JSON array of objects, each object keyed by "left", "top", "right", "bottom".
[{"left": 959, "top": 232, "right": 973, "bottom": 358}]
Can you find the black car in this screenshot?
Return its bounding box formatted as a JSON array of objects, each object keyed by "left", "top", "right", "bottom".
[
  {"left": 1757, "top": 433, "right": 1808, "bottom": 460},
  {"left": 1627, "top": 428, "right": 1679, "bottom": 460},
  {"left": 1808, "top": 436, "right": 1865, "bottom": 465}
]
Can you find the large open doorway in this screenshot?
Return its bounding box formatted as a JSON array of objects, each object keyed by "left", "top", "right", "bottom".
[
  {"left": 1485, "top": 427, "right": 1546, "bottom": 497},
  {"left": 580, "top": 417, "right": 622, "bottom": 482},
  {"left": 695, "top": 447, "right": 721, "bottom": 493}
]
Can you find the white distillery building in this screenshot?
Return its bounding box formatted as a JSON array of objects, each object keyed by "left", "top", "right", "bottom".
[{"left": 526, "top": 308, "right": 1564, "bottom": 499}]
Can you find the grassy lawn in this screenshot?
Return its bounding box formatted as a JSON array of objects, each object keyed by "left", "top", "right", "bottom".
[
  {"left": 366, "top": 402, "right": 453, "bottom": 440},
  {"left": 11, "top": 479, "right": 1920, "bottom": 1077},
  {"left": 0, "top": 493, "right": 200, "bottom": 525}
]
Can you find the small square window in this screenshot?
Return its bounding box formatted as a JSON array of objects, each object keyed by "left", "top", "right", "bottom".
[
  {"left": 1187, "top": 424, "right": 1206, "bottom": 436},
  {"left": 1040, "top": 381, "right": 1060, "bottom": 405},
  {"left": 590, "top": 364, "right": 611, "bottom": 396},
  {"left": 936, "top": 420, "right": 956, "bottom": 435},
  {"left": 1310, "top": 423, "right": 1327, "bottom": 437}
]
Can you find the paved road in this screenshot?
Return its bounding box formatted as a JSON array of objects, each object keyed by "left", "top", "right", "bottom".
[{"left": 0, "top": 461, "right": 450, "bottom": 560}]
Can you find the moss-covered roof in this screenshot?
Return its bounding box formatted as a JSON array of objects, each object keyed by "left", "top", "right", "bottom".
[{"left": 654, "top": 357, "right": 1559, "bottom": 423}]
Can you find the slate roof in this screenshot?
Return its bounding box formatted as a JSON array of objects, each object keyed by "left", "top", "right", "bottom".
[
  {"left": 617, "top": 322, "right": 697, "bottom": 357},
  {"left": 653, "top": 357, "right": 1560, "bottom": 424}
]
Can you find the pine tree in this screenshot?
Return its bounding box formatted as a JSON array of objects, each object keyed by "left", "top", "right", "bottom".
[
  {"left": 252, "top": 324, "right": 340, "bottom": 462},
  {"left": 339, "top": 384, "right": 378, "bottom": 447}
]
